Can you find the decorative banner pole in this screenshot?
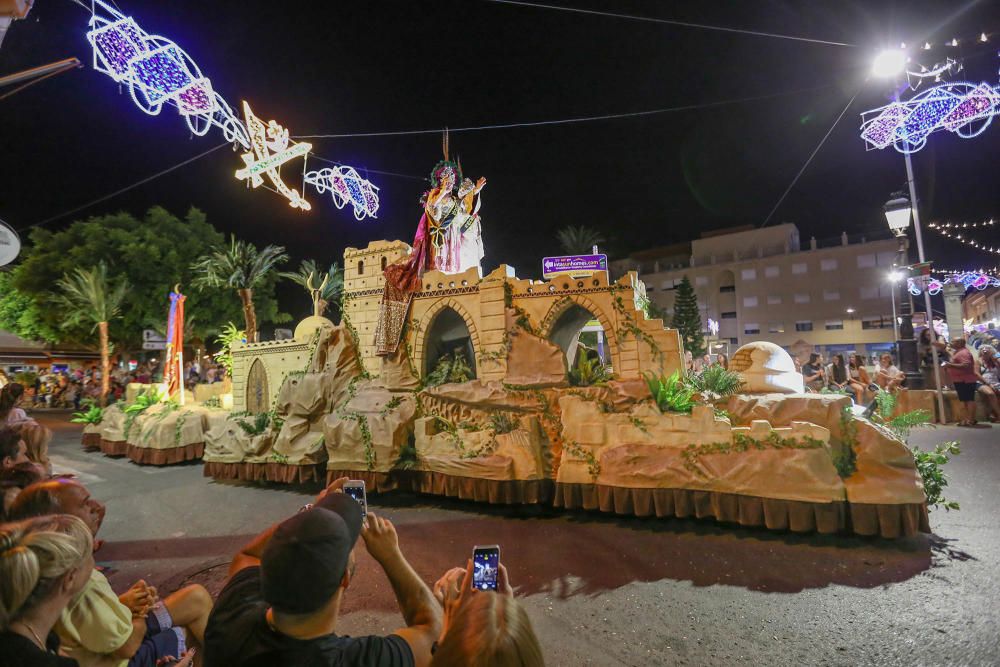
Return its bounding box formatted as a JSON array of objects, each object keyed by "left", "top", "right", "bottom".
[{"left": 165, "top": 287, "right": 186, "bottom": 404}]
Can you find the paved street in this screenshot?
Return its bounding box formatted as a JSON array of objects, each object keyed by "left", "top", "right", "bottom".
[{"left": 37, "top": 412, "right": 1000, "bottom": 666}]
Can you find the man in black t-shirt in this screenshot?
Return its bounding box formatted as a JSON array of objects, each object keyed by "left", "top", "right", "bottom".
[{"left": 204, "top": 478, "right": 441, "bottom": 667}]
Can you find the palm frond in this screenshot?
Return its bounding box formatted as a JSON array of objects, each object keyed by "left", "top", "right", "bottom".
[
  {"left": 190, "top": 235, "right": 288, "bottom": 290},
  {"left": 55, "top": 261, "right": 129, "bottom": 329},
  {"left": 556, "top": 225, "right": 605, "bottom": 256}
]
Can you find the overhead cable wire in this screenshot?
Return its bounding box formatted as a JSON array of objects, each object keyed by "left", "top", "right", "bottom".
[
  {"left": 760, "top": 87, "right": 862, "bottom": 228},
  {"left": 23, "top": 143, "right": 230, "bottom": 231},
  {"left": 296, "top": 83, "right": 836, "bottom": 140},
  {"left": 483, "top": 0, "right": 855, "bottom": 48}
]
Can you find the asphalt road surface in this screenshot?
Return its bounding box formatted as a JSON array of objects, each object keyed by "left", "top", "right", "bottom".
[{"left": 35, "top": 412, "right": 1000, "bottom": 666}]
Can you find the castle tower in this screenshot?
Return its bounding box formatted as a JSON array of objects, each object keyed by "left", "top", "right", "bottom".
[{"left": 342, "top": 240, "right": 411, "bottom": 375}]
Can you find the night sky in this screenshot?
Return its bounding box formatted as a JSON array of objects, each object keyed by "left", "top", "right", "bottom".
[{"left": 1, "top": 0, "right": 998, "bottom": 278}]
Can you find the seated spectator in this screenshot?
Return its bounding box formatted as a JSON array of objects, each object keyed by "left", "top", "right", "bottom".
[
  {"left": 0, "top": 514, "right": 94, "bottom": 667},
  {"left": 847, "top": 354, "right": 873, "bottom": 404},
  {"left": 874, "top": 353, "right": 905, "bottom": 392},
  {"left": 204, "top": 477, "right": 441, "bottom": 667},
  {"left": 715, "top": 353, "right": 728, "bottom": 370},
  {"left": 1, "top": 427, "right": 30, "bottom": 472},
  {"left": 980, "top": 345, "right": 1000, "bottom": 391},
  {"left": 9, "top": 480, "right": 210, "bottom": 667},
  {"left": 0, "top": 461, "right": 47, "bottom": 521},
  {"left": 826, "top": 354, "right": 851, "bottom": 397},
  {"left": 1, "top": 385, "right": 52, "bottom": 473},
  {"left": 430, "top": 560, "right": 543, "bottom": 667},
  {"left": 801, "top": 354, "right": 825, "bottom": 391},
  {"left": 942, "top": 338, "right": 1000, "bottom": 425}
]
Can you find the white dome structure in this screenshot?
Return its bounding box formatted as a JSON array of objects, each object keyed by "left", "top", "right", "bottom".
[
  {"left": 293, "top": 315, "right": 334, "bottom": 341},
  {"left": 729, "top": 341, "right": 804, "bottom": 394}
]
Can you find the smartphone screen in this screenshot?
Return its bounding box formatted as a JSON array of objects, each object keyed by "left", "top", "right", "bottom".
[
  {"left": 343, "top": 481, "right": 367, "bottom": 519},
  {"left": 472, "top": 545, "right": 500, "bottom": 591}
]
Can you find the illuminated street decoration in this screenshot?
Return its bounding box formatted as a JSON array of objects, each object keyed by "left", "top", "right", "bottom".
[
  {"left": 929, "top": 220, "right": 1000, "bottom": 254},
  {"left": 305, "top": 166, "right": 380, "bottom": 220},
  {"left": 908, "top": 271, "right": 1000, "bottom": 296},
  {"left": 235, "top": 102, "right": 312, "bottom": 211},
  {"left": 860, "top": 81, "right": 1000, "bottom": 153},
  {"left": 85, "top": 0, "right": 249, "bottom": 147}
]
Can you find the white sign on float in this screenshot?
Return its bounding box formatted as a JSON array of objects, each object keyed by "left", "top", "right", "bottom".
[
  {"left": 0, "top": 221, "right": 21, "bottom": 267},
  {"left": 143, "top": 329, "right": 167, "bottom": 343},
  {"left": 142, "top": 342, "right": 167, "bottom": 350}
]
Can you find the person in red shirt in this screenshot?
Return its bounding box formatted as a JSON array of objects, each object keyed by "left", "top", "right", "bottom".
[{"left": 942, "top": 338, "right": 998, "bottom": 426}]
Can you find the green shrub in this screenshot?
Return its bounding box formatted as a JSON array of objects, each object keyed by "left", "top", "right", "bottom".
[
  {"left": 70, "top": 405, "right": 104, "bottom": 425},
  {"left": 645, "top": 371, "right": 695, "bottom": 414},
  {"left": 425, "top": 351, "right": 474, "bottom": 387},
  {"left": 913, "top": 441, "right": 961, "bottom": 510},
  {"left": 489, "top": 412, "right": 520, "bottom": 435},
  {"left": 685, "top": 365, "right": 745, "bottom": 399},
  {"left": 569, "top": 355, "right": 612, "bottom": 387}
]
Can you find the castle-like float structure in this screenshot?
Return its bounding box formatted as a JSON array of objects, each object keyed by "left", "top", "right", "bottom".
[{"left": 84, "top": 146, "right": 929, "bottom": 539}]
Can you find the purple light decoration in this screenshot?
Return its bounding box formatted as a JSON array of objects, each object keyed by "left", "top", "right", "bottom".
[
  {"left": 860, "top": 104, "right": 910, "bottom": 149},
  {"left": 909, "top": 272, "right": 1000, "bottom": 295},
  {"left": 860, "top": 81, "right": 1000, "bottom": 153},
  {"left": 85, "top": 0, "right": 248, "bottom": 147},
  {"left": 305, "top": 166, "right": 381, "bottom": 220}
]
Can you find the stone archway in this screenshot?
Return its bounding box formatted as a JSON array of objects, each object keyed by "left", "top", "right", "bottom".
[
  {"left": 245, "top": 358, "right": 269, "bottom": 414},
  {"left": 414, "top": 299, "right": 482, "bottom": 380},
  {"left": 539, "top": 295, "right": 620, "bottom": 371}
]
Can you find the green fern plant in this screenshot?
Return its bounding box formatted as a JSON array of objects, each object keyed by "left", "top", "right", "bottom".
[
  {"left": 685, "top": 365, "right": 745, "bottom": 399},
  {"left": 124, "top": 387, "right": 165, "bottom": 414},
  {"left": 235, "top": 411, "right": 273, "bottom": 436},
  {"left": 70, "top": 405, "right": 104, "bottom": 425},
  {"left": 871, "top": 389, "right": 933, "bottom": 439},
  {"left": 425, "top": 351, "right": 474, "bottom": 387},
  {"left": 489, "top": 412, "right": 520, "bottom": 435},
  {"left": 569, "top": 355, "right": 613, "bottom": 387},
  {"left": 645, "top": 371, "right": 695, "bottom": 414},
  {"left": 214, "top": 322, "right": 245, "bottom": 375}
]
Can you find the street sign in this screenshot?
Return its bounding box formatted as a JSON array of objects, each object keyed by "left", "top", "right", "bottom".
[
  {"left": 542, "top": 253, "right": 607, "bottom": 279},
  {"left": 143, "top": 329, "right": 166, "bottom": 343},
  {"left": 0, "top": 220, "right": 21, "bottom": 267},
  {"left": 142, "top": 341, "right": 166, "bottom": 350}
]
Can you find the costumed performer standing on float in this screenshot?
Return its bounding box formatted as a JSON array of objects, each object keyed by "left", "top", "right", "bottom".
[{"left": 374, "top": 134, "right": 486, "bottom": 356}]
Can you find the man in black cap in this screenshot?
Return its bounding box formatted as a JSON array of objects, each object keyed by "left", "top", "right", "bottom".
[{"left": 204, "top": 477, "right": 441, "bottom": 666}]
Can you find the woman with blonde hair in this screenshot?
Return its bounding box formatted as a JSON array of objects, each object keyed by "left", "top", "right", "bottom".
[
  {"left": 0, "top": 514, "right": 94, "bottom": 665},
  {"left": 431, "top": 559, "right": 544, "bottom": 667}
]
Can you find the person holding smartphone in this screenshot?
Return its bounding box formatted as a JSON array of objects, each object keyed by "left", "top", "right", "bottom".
[
  {"left": 204, "top": 477, "right": 441, "bottom": 667},
  {"left": 430, "top": 556, "right": 544, "bottom": 666}
]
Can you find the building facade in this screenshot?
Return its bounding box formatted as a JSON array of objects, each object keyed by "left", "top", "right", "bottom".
[{"left": 611, "top": 224, "right": 901, "bottom": 361}]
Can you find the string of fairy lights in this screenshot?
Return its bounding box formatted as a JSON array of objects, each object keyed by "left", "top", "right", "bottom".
[{"left": 928, "top": 220, "right": 1000, "bottom": 255}]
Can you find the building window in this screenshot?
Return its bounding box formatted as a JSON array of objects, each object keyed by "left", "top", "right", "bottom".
[
  {"left": 357, "top": 260, "right": 364, "bottom": 275},
  {"left": 794, "top": 293, "right": 810, "bottom": 304},
  {"left": 743, "top": 296, "right": 758, "bottom": 308},
  {"left": 744, "top": 323, "right": 760, "bottom": 335},
  {"left": 720, "top": 285, "right": 735, "bottom": 293},
  {"left": 823, "top": 290, "right": 840, "bottom": 301},
  {"left": 825, "top": 320, "right": 844, "bottom": 330},
  {"left": 381, "top": 256, "right": 387, "bottom": 271},
  {"left": 877, "top": 251, "right": 896, "bottom": 267},
  {"left": 795, "top": 320, "right": 813, "bottom": 332},
  {"left": 741, "top": 268, "right": 757, "bottom": 280},
  {"left": 860, "top": 286, "right": 879, "bottom": 300},
  {"left": 792, "top": 262, "right": 807, "bottom": 275},
  {"left": 729, "top": 337, "right": 739, "bottom": 344},
  {"left": 862, "top": 316, "right": 892, "bottom": 330},
  {"left": 721, "top": 311, "right": 737, "bottom": 319},
  {"left": 821, "top": 258, "right": 838, "bottom": 271},
  {"left": 767, "top": 294, "right": 782, "bottom": 305},
  {"left": 857, "top": 254, "right": 876, "bottom": 268},
  {"left": 769, "top": 322, "right": 784, "bottom": 333},
  {"left": 695, "top": 276, "right": 709, "bottom": 287},
  {"left": 764, "top": 266, "right": 780, "bottom": 278}
]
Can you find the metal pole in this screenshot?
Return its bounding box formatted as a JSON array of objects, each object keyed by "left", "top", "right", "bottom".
[
  {"left": 890, "top": 277, "right": 899, "bottom": 340},
  {"left": 903, "top": 149, "right": 947, "bottom": 420}
]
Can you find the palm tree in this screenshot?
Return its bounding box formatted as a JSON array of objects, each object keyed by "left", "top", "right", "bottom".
[
  {"left": 280, "top": 259, "right": 344, "bottom": 320},
  {"left": 55, "top": 262, "right": 129, "bottom": 406},
  {"left": 190, "top": 235, "right": 288, "bottom": 343},
  {"left": 556, "top": 225, "right": 606, "bottom": 255}
]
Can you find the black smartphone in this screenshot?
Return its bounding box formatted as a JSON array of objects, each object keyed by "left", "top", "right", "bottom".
[
  {"left": 343, "top": 480, "right": 367, "bottom": 519},
  {"left": 472, "top": 544, "right": 500, "bottom": 591}
]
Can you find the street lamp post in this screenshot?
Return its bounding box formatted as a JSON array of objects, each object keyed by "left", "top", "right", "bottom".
[{"left": 884, "top": 195, "right": 923, "bottom": 389}]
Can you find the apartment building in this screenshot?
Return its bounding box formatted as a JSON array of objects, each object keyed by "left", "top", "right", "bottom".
[{"left": 611, "top": 224, "right": 901, "bottom": 359}]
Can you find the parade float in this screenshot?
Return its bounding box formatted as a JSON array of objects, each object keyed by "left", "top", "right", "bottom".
[{"left": 193, "top": 146, "right": 930, "bottom": 539}]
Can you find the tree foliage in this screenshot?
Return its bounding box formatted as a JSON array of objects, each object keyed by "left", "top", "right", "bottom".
[
  {"left": 6, "top": 207, "right": 280, "bottom": 352},
  {"left": 280, "top": 259, "right": 344, "bottom": 320},
  {"left": 55, "top": 262, "right": 129, "bottom": 331},
  {"left": 670, "top": 275, "right": 706, "bottom": 359},
  {"left": 556, "top": 225, "right": 605, "bottom": 255}
]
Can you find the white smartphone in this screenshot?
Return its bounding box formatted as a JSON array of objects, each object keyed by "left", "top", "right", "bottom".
[
  {"left": 343, "top": 480, "right": 367, "bottom": 519},
  {"left": 472, "top": 544, "right": 500, "bottom": 591}
]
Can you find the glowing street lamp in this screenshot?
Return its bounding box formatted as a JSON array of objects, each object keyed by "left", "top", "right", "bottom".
[
  {"left": 884, "top": 194, "right": 913, "bottom": 237},
  {"left": 871, "top": 48, "right": 907, "bottom": 78}
]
